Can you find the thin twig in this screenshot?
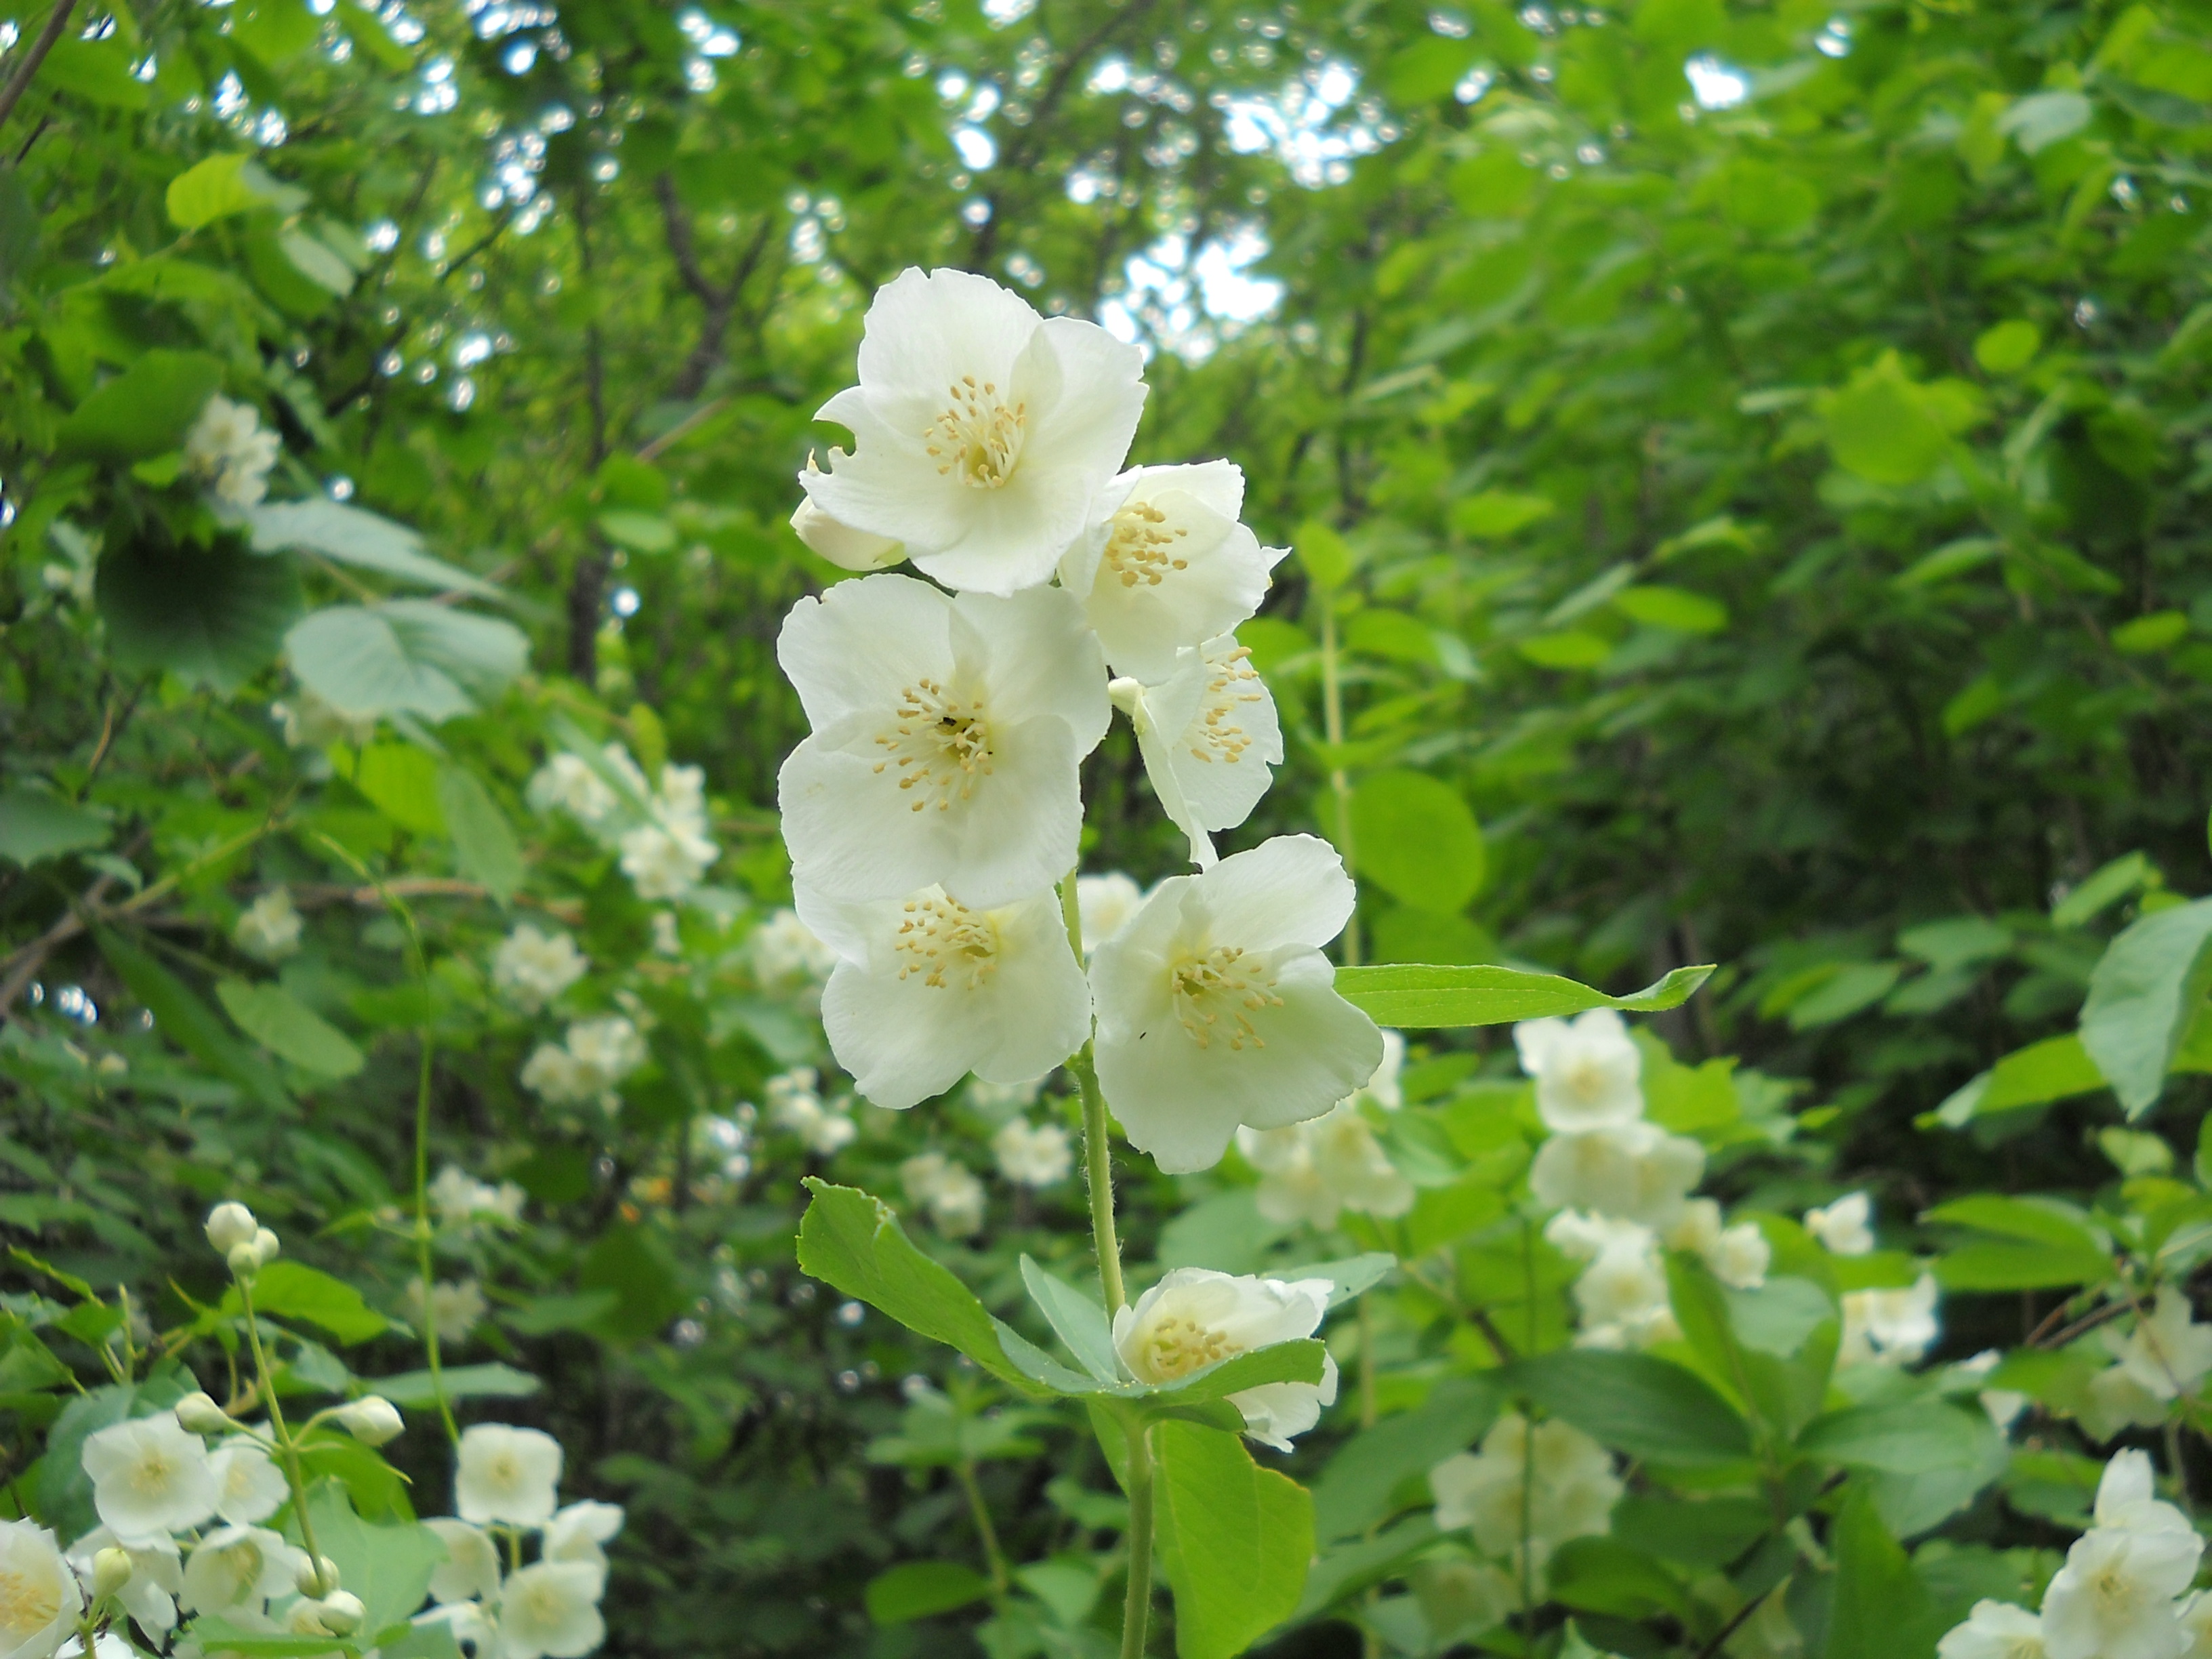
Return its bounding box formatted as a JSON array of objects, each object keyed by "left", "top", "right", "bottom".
[
  {"left": 0, "top": 0, "right": 80, "bottom": 135},
  {"left": 1694, "top": 1585, "right": 1775, "bottom": 1659}
]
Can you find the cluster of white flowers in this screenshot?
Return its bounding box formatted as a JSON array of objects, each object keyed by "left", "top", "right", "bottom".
[
  {"left": 232, "top": 888, "right": 304, "bottom": 963},
  {"left": 763, "top": 1066, "right": 857, "bottom": 1155},
  {"left": 185, "top": 395, "right": 282, "bottom": 510},
  {"left": 1113, "top": 1269, "right": 1338, "bottom": 1451},
  {"left": 492, "top": 926, "right": 588, "bottom": 1013},
  {"left": 1236, "top": 1031, "right": 1413, "bottom": 1229},
  {"left": 901, "top": 1151, "right": 987, "bottom": 1237},
  {"left": 519, "top": 1016, "right": 647, "bottom": 1113},
  {"left": 1430, "top": 1413, "right": 1623, "bottom": 1583},
  {"left": 747, "top": 908, "right": 841, "bottom": 985},
  {"left": 1799, "top": 1191, "right": 1944, "bottom": 1367},
  {"left": 407, "top": 1277, "right": 490, "bottom": 1344},
  {"left": 430, "top": 1165, "right": 527, "bottom": 1230},
  {"left": 420, "top": 1425, "right": 624, "bottom": 1659},
  {"left": 526, "top": 744, "right": 720, "bottom": 904},
  {"left": 1938, "top": 1450, "right": 2206, "bottom": 1659},
  {"left": 778, "top": 268, "right": 1383, "bottom": 1175},
  {"left": 991, "top": 1115, "right": 1074, "bottom": 1187},
  {"left": 2078, "top": 1290, "right": 2212, "bottom": 1441},
  {"left": 1519, "top": 1012, "right": 1766, "bottom": 1349}
]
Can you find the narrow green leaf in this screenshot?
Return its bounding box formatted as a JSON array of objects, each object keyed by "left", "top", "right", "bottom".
[
  {"left": 247, "top": 500, "right": 498, "bottom": 596},
  {"left": 2079, "top": 896, "right": 2212, "bottom": 1118},
  {"left": 216, "top": 979, "right": 365, "bottom": 1079},
  {"left": 1312, "top": 1375, "right": 1501, "bottom": 1541},
  {"left": 1019, "top": 1256, "right": 1121, "bottom": 1382},
  {"left": 58, "top": 350, "right": 222, "bottom": 461},
  {"left": 436, "top": 766, "right": 525, "bottom": 901},
  {"left": 96, "top": 930, "right": 289, "bottom": 1111},
  {"left": 224, "top": 1261, "right": 389, "bottom": 1344},
  {"left": 1826, "top": 1489, "right": 1944, "bottom": 1659},
  {"left": 1153, "top": 1421, "right": 1315, "bottom": 1659},
  {"left": 363, "top": 1364, "right": 539, "bottom": 1410},
  {"left": 1336, "top": 962, "right": 1713, "bottom": 1027},
  {"left": 1276, "top": 1252, "right": 1396, "bottom": 1309},
  {"left": 1504, "top": 1349, "right": 1752, "bottom": 1465},
  {"left": 0, "top": 792, "right": 111, "bottom": 865},
  {"left": 1797, "top": 1401, "right": 1999, "bottom": 1472},
  {"left": 864, "top": 1562, "right": 992, "bottom": 1625}
]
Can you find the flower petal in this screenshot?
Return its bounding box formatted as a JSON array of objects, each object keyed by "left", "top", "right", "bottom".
[{"left": 776, "top": 574, "right": 954, "bottom": 729}]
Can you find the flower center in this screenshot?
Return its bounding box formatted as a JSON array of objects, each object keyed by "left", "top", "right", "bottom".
[
  {"left": 894, "top": 895, "right": 1000, "bottom": 991},
  {"left": 1190, "top": 647, "right": 1264, "bottom": 764},
  {"left": 1137, "top": 1314, "right": 1240, "bottom": 1380},
  {"left": 1561, "top": 1057, "right": 1604, "bottom": 1103},
  {"left": 132, "top": 1449, "right": 177, "bottom": 1492},
  {"left": 0, "top": 1568, "right": 59, "bottom": 1636},
  {"left": 1170, "top": 945, "right": 1282, "bottom": 1050},
  {"left": 873, "top": 678, "right": 995, "bottom": 813},
  {"left": 1102, "top": 501, "right": 1191, "bottom": 587},
  {"left": 489, "top": 1451, "right": 520, "bottom": 1489},
  {"left": 2091, "top": 1563, "right": 2144, "bottom": 1618},
  {"left": 924, "top": 377, "right": 1025, "bottom": 489}
]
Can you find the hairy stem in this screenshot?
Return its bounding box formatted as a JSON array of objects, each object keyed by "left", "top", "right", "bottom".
[
  {"left": 238, "top": 1279, "right": 325, "bottom": 1572},
  {"left": 1059, "top": 869, "right": 1127, "bottom": 1315},
  {"left": 1120, "top": 1421, "right": 1156, "bottom": 1659}
]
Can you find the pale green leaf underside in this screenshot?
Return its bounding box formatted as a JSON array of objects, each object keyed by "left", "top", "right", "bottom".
[{"left": 1336, "top": 962, "right": 1715, "bottom": 1027}]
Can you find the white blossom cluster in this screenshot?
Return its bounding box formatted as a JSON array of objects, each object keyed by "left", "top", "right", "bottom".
[
  {"left": 184, "top": 395, "right": 282, "bottom": 510},
  {"left": 1798, "top": 1191, "right": 1944, "bottom": 1368},
  {"left": 1519, "top": 1011, "right": 1768, "bottom": 1349},
  {"left": 430, "top": 1164, "right": 527, "bottom": 1229},
  {"left": 232, "top": 888, "right": 304, "bottom": 963},
  {"left": 1938, "top": 1450, "right": 2207, "bottom": 1659},
  {"left": 2076, "top": 1289, "right": 2212, "bottom": 1442},
  {"left": 763, "top": 1066, "right": 857, "bottom": 1155},
  {"left": 991, "top": 1115, "right": 1073, "bottom": 1187},
  {"left": 1429, "top": 1412, "right": 1622, "bottom": 1586},
  {"left": 779, "top": 266, "right": 1382, "bottom": 1174},
  {"left": 1236, "top": 1029, "right": 1412, "bottom": 1229},
  {"left": 519, "top": 1015, "right": 647, "bottom": 1113},
  {"left": 746, "top": 907, "right": 841, "bottom": 986},
  {"left": 901, "top": 1151, "right": 987, "bottom": 1237},
  {"left": 525, "top": 744, "right": 720, "bottom": 903},
  {"left": 492, "top": 925, "right": 589, "bottom": 1012}
]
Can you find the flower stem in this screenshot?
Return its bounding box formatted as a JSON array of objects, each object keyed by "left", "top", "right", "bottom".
[
  {"left": 1073, "top": 1048, "right": 1126, "bottom": 1316},
  {"left": 1120, "top": 1420, "right": 1156, "bottom": 1659},
  {"left": 954, "top": 1454, "right": 1010, "bottom": 1597},
  {"left": 1318, "top": 604, "right": 1360, "bottom": 969},
  {"left": 238, "top": 1277, "right": 325, "bottom": 1572}
]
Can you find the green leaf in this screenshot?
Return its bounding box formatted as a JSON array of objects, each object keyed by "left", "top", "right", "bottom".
[
  {"left": 281, "top": 227, "right": 356, "bottom": 295},
  {"left": 365, "top": 1363, "right": 540, "bottom": 1410},
  {"left": 1933, "top": 1034, "right": 2108, "bottom": 1126},
  {"left": 1787, "top": 962, "right": 1903, "bottom": 1029},
  {"left": 1297, "top": 519, "right": 1355, "bottom": 592},
  {"left": 350, "top": 744, "right": 446, "bottom": 836},
  {"left": 1277, "top": 1253, "right": 1396, "bottom": 1309},
  {"left": 1153, "top": 1420, "right": 1315, "bottom": 1659},
  {"left": 1450, "top": 490, "right": 1555, "bottom": 537},
  {"left": 2054, "top": 853, "right": 2154, "bottom": 930},
  {"left": 1921, "top": 1195, "right": 2102, "bottom": 1251},
  {"left": 1348, "top": 770, "right": 1486, "bottom": 914},
  {"left": 97, "top": 930, "right": 289, "bottom": 1111},
  {"left": 58, "top": 350, "right": 224, "bottom": 461},
  {"left": 41, "top": 36, "right": 150, "bottom": 108},
  {"left": 1517, "top": 630, "right": 1613, "bottom": 669},
  {"left": 1826, "top": 1489, "right": 1944, "bottom": 1659},
  {"left": 1997, "top": 88, "right": 2092, "bottom": 153},
  {"left": 2078, "top": 896, "right": 2212, "bottom": 1118},
  {"left": 98, "top": 536, "right": 302, "bottom": 694},
  {"left": 247, "top": 500, "right": 497, "bottom": 596},
  {"left": 227, "top": 1261, "right": 390, "bottom": 1343},
  {"left": 1934, "top": 1242, "right": 2111, "bottom": 1291},
  {"left": 0, "top": 792, "right": 110, "bottom": 865},
  {"left": 234, "top": 0, "right": 322, "bottom": 62},
  {"left": 436, "top": 766, "right": 524, "bottom": 901},
  {"left": 1612, "top": 584, "right": 1728, "bottom": 634},
  {"left": 1973, "top": 320, "right": 2041, "bottom": 374},
  {"left": 166, "top": 155, "right": 287, "bottom": 229},
  {"left": 598, "top": 510, "right": 678, "bottom": 553},
  {"left": 287, "top": 601, "right": 530, "bottom": 723},
  {"left": 1154, "top": 1340, "right": 1328, "bottom": 1408},
  {"left": 1312, "top": 1375, "right": 1500, "bottom": 1541},
  {"left": 217, "top": 979, "right": 366, "bottom": 1079},
  {"left": 336, "top": 0, "right": 413, "bottom": 68},
  {"left": 1824, "top": 354, "right": 1950, "bottom": 485},
  {"left": 1019, "top": 1256, "right": 1120, "bottom": 1382},
  {"left": 1504, "top": 1349, "right": 1752, "bottom": 1465},
  {"left": 304, "top": 1486, "right": 444, "bottom": 1633},
  {"left": 1797, "top": 1401, "right": 1999, "bottom": 1472},
  {"left": 864, "top": 1562, "right": 993, "bottom": 1625},
  {"left": 1335, "top": 962, "right": 1713, "bottom": 1027}
]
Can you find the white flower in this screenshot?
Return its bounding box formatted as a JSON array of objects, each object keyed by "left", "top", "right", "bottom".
[
  {"left": 81, "top": 1416, "right": 219, "bottom": 1546},
  {"left": 405, "top": 1279, "right": 487, "bottom": 1344},
  {"left": 1570, "top": 1231, "right": 1681, "bottom": 1350},
  {"left": 618, "top": 821, "right": 716, "bottom": 901},
  {"left": 993, "top": 1118, "right": 1074, "bottom": 1187},
  {"left": 1111, "top": 1269, "right": 1338, "bottom": 1451},
  {"left": 650, "top": 911, "right": 682, "bottom": 956},
  {"left": 1662, "top": 1201, "right": 1771, "bottom": 1290},
  {"left": 1528, "top": 1120, "right": 1704, "bottom": 1228},
  {"left": 1359, "top": 1029, "right": 1406, "bottom": 1111},
  {"left": 1237, "top": 1100, "right": 1413, "bottom": 1230},
  {"left": 1939, "top": 1601, "right": 2048, "bottom": 1659},
  {"left": 521, "top": 1017, "right": 647, "bottom": 1111},
  {"left": 526, "top": 753, "right": 626, "bottom": 827},
  {"left": 544, "top": 1502, "right": 625, "bottom": 1570},
  {"left": 64, "top": 1528, "right": 178, "bottom": 1641},
  {"left": 1514, "top": 1009, "right": 1642, "bottom": 1132},
  {"left": 799, "top": 266, "right": 1147, "bottom": 596},
  {"left": 2041, "top": 1461, "right": 2201, "bottom": 1659},
  {"left": 1059, "top": 461, "right": 1283, "bottom": 682},
  {"left": 1076, "top": 872, "right": 1145, "bottom": 955},
  {"left": 1805, "top": 1192, "right": 1877, "bottom": 1256},
  {"left": 184, "top": 396, "right": 282, "bottom": 510},
  {"left": 966, "top": 1073, "right": 1046, "bottom": 1111},
  {"left": 333, "top": 1397, "right": 404, "bottom": 1448},
  {"left": 206, "top": 1441, "right": 287, "bottom": 1525},
  {"left": 1429, "top": 1414, "right": 1621, "bottom": 1574},
  {"left": 791, "top": 455, "right": 905, "bottom": 571},
  {"left": 1090, "top": 836, "right": 1384, "bottom": 1174},
  {"left": 1109, "top": 636, "right": 1282, "bottom": 867},
  {"left": 232, "top": 889, "right": 304, "bottom": 962},
  {"left": 492, "top": 927, "right": 588, "bottom": 1012},
  {"left": 797, "top": 882, "right": 1092, "bottom": 1112},
  {"left": 0, "top": 1521, "right": 78, "bottom": 1659},
  {"left": 271, "top": 688, "right": 379, "bottom": 749},
  {"left": 764, "top": 1067, "right": 857, "bottom": 1155},
  {"left": 495, "top": 1561, "right": 607, "bottom": 1659},
  {"left": 455, "top": 1425, "right": 563, "bottom": 1527},
  {"left": 2104, "top": 1290, "right": 2212, "bottom": 1402},
  {"left": 1839, "top": 1274, "right": 1940, "bottom": 1367},
  {"left": 179, "top": 1525, "right": 305, "bottom": 1614},
  {"left": 748, "top": 909, "right": 840, "bottom": 985},
  {"left": 425, "top": 1519, "right": 502, "bottom": 1605},
  {"left": 777, "top": 574, "right": 1109, "bottom": 909},
  {"left": 2083, "top": 1364, "right": 2171, "bottom": 1441},
  {"left": 2179, "top": 1591, "right": 2212, "bottom": 1659},
  {"left": 1544, "top": 1210, "right": 1652, "bottom": 1263},
  {"left": 901, "top": 1153, "right": 987, "bottom": 1237},
  {"left": 428, "top": 1166, "right": 526, "bottom": 1229}
]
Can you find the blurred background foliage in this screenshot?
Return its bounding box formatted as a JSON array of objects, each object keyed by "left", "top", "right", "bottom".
[{"left": 5, "top": 0, "right": 2212, "bottom": 1651}]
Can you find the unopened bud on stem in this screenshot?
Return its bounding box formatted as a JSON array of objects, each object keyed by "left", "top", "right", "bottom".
[
  {"left": 333, "top": 1395, "right": 404, "bottom": 1447},
  {"left": 296, "top": 1556, "right": 341, "bottom": 1598},
  {"left": 314, "top": 1592, "right": 366, "bottom": 1637},
  {"left": 205, "top": 1202, "right": 258, "bottom": 1256},
  {"left": 174, "top": 1391, "right": 231, "bottom": 1435},
  {"left": 90, "top": 1547, "right": 134, "bottom": 1601}
]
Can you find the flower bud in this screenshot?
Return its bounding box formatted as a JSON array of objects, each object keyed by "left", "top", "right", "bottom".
[
  {"left": 295, "top": 1555, "right": 340, "bottom": 1598},
  {"left": 313, "top": 1592, "right": 366, "bottom": 1636},
  {"left": 90, "top": 1547, "right": 134, "bottom": 1601},
  {"left": 174, "top": 1391, "right": 231, "bottom": 1435},
  {"left": 252, "top": 1226, "right": 281, "bottom": 1263},
  {"left": 205, "top": 1202, "right": 258, "bottom": 1256},
  {"left": 227, "top": 1241, "right": 264, "bottom": 1276},
  {"left": 335, "top": 1395, "right": 404, "bottom": 1447}
]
